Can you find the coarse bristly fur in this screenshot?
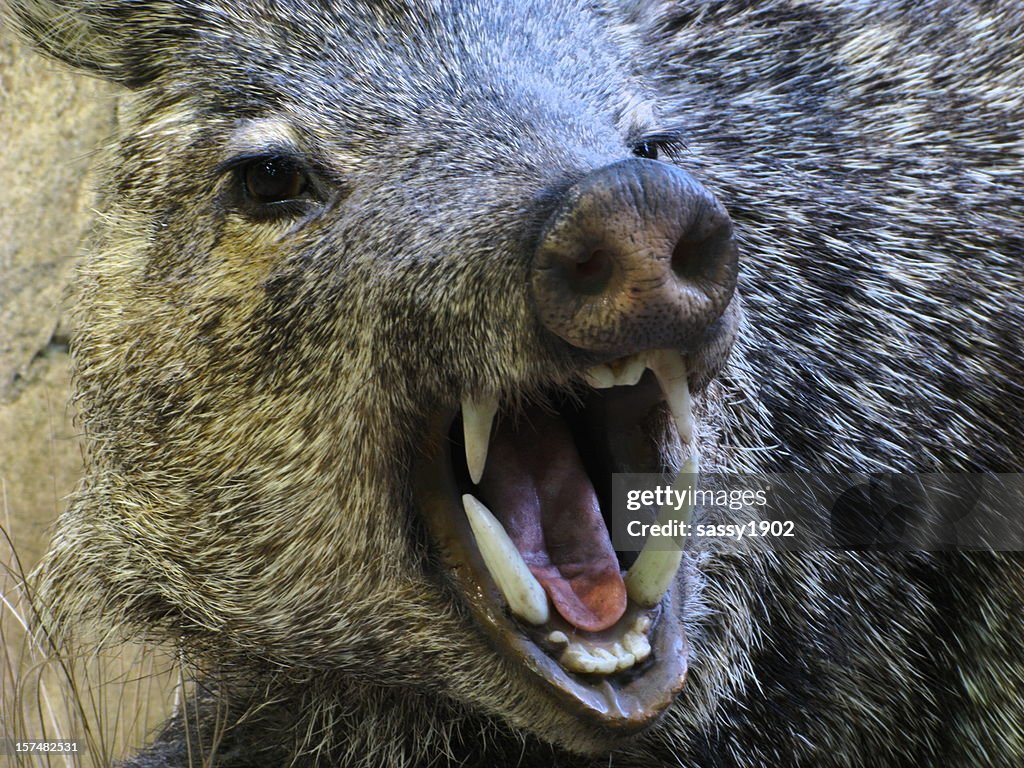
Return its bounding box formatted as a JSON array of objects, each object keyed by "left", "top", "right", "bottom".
[{"left": 4, "top": 0, "right": 1023, "bottom": 766}]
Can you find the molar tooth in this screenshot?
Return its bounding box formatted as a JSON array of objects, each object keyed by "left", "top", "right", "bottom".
[
  {"left": 584, "top": 365, "right": 616, "bottom": 389},
  {"left": 562, "top": 646, "right": 598, "bottom": 674},
  {"left": 461, "top": 494, "right": 549, "bottom": 625},
  {"left": 647, "top": 349, "right": 694, "bottom": 448},
  {"left": 590, "top": 649, "right": 618, "bottom": 674},
  {"left": 462, "top": 396, "right": 499, "bottom": 485},
  {"left": 633, "top": 615, "right": 652, "bottom": 634},
  {"left": 547, "top": 631, "right": 569, "bottom": 646},
  {"left": 609, "top": 641, "right": 636, "bottom": 670},
  {"left": 624, "top": 456, "right": 699, "bottom": 607},
  {"left": 623, "top": 630, "right": 651, "bottom": 662}
]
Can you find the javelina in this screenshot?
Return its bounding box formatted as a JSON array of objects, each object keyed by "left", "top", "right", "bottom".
[{"left": 5, "top": 0, "right": 1023, "bottom": 766}]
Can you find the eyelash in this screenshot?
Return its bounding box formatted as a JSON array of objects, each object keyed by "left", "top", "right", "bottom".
[{"left": 632, "top": 133, "right": 687, "bottom": 162}]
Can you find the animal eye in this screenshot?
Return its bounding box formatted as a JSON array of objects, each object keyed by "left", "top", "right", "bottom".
[
  {"left": 243, "top": 157, "right": 309, "bottom": 203},
  {"left": 633, "top": 140, "right": 659, "bottom": 160}
]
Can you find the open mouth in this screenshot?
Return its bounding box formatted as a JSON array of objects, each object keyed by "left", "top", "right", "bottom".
[{"left": 415, "top": 349, "right": 697, "bottom": 733}]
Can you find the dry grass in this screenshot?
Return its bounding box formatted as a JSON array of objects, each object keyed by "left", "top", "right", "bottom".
[{"left": 0, "top": 502, "right": 180, "bottom": 767}]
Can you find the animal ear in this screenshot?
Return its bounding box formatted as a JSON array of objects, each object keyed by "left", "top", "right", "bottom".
[{"left": 4, "top": 0, "right": 195, "bottom": 87}]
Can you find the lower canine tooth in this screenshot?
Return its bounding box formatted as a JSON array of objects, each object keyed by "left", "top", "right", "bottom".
[
  {"left": 647, "top": 349, "right": 694, "bottom": 448},
  {"left": 624, "top": 456, "right": 699, "bottom": 607},
  {"left": 462, "top": 494, "right": 550, "bottom": 625}
]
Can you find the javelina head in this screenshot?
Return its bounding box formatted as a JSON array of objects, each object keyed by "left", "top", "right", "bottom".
[{"left": 10, "top": 0, "right": 748, "bottom": 756}]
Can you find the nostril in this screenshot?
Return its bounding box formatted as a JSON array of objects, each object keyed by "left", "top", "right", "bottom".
[
  {"left": 671, "top": 227, "right": 729, "bottom": 285},
  {"left": 576, "top": 248, "right": 610, "bottom": 279},
  {"left": 565, "top": 247, "right": 614, "bottom": 295}
]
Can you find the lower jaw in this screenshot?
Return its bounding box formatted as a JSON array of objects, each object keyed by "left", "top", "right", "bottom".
[{"left": 414, "top": 409, "right": 688, "bottom": 736}]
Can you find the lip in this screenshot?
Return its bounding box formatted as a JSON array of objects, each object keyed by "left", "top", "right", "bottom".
[{"left": 414, "top": 408, "right": 688, "bottom": 734}]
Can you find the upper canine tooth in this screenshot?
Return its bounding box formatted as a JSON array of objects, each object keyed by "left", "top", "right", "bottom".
[
  {"left": 624, "top": 456, "right": 699, "bottom": 607},
  {"left": 461, "top": 494, "right": 550, "bottom": 625},
  {"left": 646, "top": 349, "right": 694, "bottom": 448},
  {"left": 584, "top": 365, "right": 616, "bottom": 389},
  {"left": 462, "top": 396, "right": 498, "bottom": 485}
]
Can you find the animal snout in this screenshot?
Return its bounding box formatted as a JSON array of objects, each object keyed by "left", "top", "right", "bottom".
[{"left": 531, "top": 158, "right": 738, "bottom": 356}]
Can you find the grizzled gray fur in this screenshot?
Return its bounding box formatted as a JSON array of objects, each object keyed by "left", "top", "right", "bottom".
[{"left": 5, "top": 0, "right": 1024, "bottom": 766}]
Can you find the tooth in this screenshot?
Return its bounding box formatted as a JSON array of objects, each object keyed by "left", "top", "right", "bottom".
[
  {"left": 584, "top": 365, "right": 616, "bottom": 389},
  {"left": 611, "top": 355, "right": 646, "bottom": 386},
  {"left": 547, "top": 631, "right": 569, "bottom": 645},
  {"left": 562, "top": 647, "right": 599, "bottom": 674},
  {"left": 622, "top": 630, "right": 651, "bottom": 662},
  {"left": 647, "top": 349, "right": 694, "bottom": 447},
  {"left": 609, "top": 642, "right": 636, "bottom": 670},
  {"left": 626, "top": 547, "right": 682, "bottom": 609},
  {"left": 561, "top": 641, "right": 642, "bottom": 674},
  {"left": 462, "top": 397, "right": 498, "bottom": 485},
  {"left": 624, "top": 456, "right": 699, "bottom": 607},
  {"left": 633, "top": 615, "right": 652, "bottom": 634},
  {"left": 461, "top": 494, "right": 550, "bottom": 625},
  {"left": 590, "top": 649, "right": 618, "bottom": 674}
]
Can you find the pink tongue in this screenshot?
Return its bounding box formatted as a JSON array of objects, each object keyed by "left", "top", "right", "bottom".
[{"left": 478, "top": 407, "right": 627, "bottom": 632}]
